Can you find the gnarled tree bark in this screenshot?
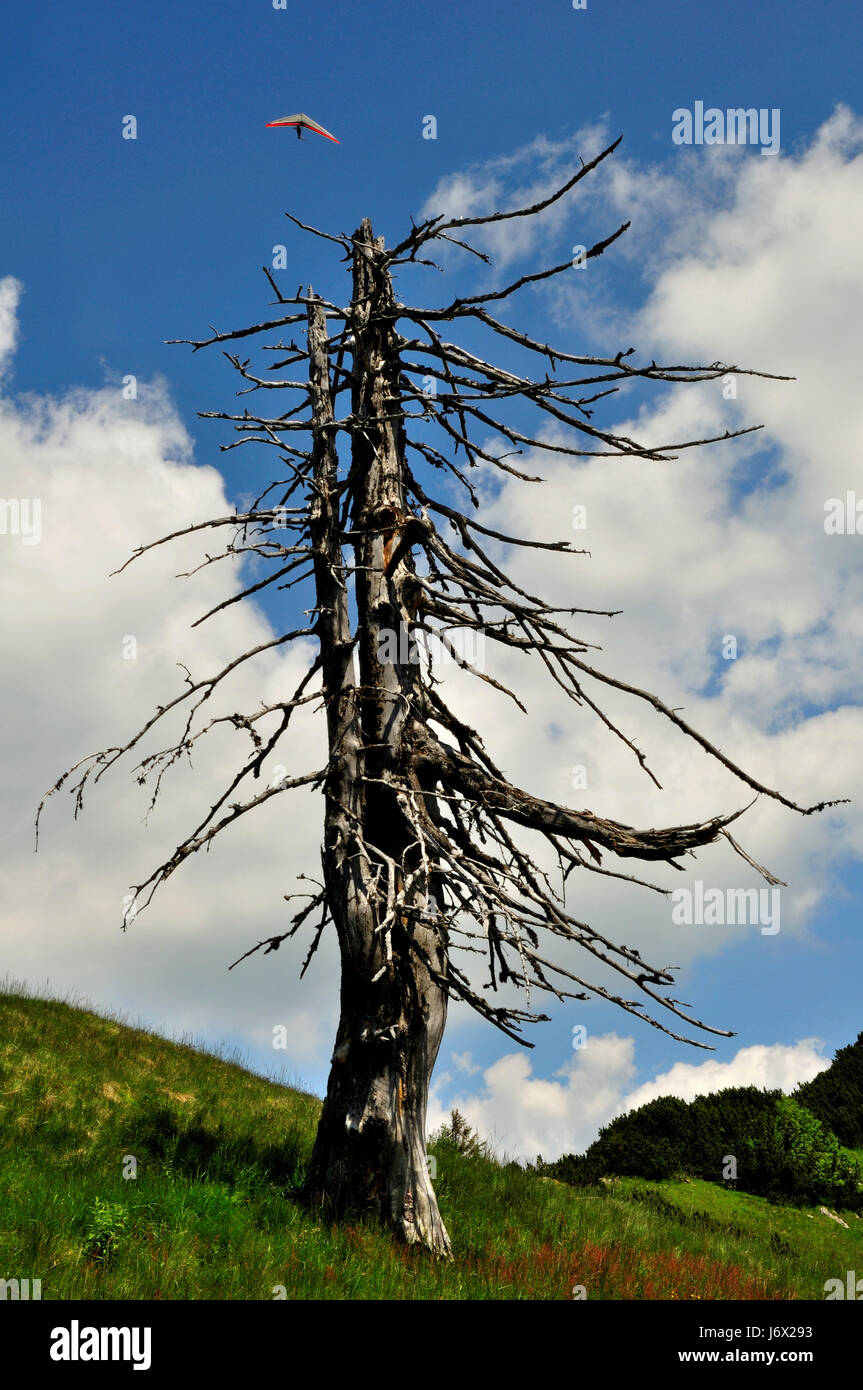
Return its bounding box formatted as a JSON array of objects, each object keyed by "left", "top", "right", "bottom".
[{"left": 301, "top": 225, "right": 451, "bottom": 1253}]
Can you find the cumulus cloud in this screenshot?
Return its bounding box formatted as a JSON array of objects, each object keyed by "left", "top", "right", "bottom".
[
  {"left": 0, "top": 276, "right": 22, "bottom": 379},
  {"left": 418, "top": 124, "right": 612, "bottom": 271},
  {"left": 619, "top": 1039, "right": 830, "bottom": 1112},
  {"left": 451, "top": 1050, "right": 482, "bottom": 1076},
  {"left": 417, "top": 107, "right": 863, "bottom": 996},
  {"left": 0, "top": 277, "right": 337, "bottom": 1085}
]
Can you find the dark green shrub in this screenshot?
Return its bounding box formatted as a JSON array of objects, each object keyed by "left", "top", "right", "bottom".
[
  {"left": 546, "top": 1085, "right": 863, "bottom": 1209},
  {"left": 795, "top": 1032, "right": 863, "bottom": 1148}
]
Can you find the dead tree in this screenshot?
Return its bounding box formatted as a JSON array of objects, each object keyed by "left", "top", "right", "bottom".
[{"left": 38, "top": 137, "right": 842, "bottom": 1258}]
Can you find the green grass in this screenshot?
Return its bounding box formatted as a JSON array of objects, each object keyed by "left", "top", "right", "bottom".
[{"left": 1, "top": 982, "right": 860, "bottom": 1299}]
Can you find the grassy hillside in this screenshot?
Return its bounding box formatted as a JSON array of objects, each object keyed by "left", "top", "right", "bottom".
[{"left": 2, "top": 986, "right": 861, "bottom": 1300}]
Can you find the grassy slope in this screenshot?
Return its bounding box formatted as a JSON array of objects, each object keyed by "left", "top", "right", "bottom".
[{"left": 1, "top": 989, "right": 861, "bottom": 1300}]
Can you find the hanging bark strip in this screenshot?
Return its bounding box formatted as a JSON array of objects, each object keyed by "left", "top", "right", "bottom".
[{"left": 37, "top": 139, "right": 846, "bottom": 1257}]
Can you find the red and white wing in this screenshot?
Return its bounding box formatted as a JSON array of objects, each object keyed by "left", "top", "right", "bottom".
[
  {"left": 266, "top": 112, "right": 340, "bottom": 143},
  {"left": 300, "top": 116, "right": 339, "bottom": 143}
]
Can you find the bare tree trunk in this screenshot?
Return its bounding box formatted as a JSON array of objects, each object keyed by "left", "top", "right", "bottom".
[
  {"left": 302, "top": 929, "right": 451, "bottom": 1255},
  {"left": 300, "top": 224, "right": 452, "bottom": 1256}
]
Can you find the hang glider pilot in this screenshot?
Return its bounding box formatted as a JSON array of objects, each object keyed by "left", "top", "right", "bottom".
[{"left": 266, "top": 113, "right": 340, "bottom": 143}]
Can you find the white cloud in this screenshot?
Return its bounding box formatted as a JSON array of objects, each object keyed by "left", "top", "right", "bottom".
[
  {"left": 430, "top": 1032, "right": 638, "bottom": 1161},
  {"left": 619, "top": 1039, "right": 830, "bottom": 1113},
  {"left": 415, "top": 108, "right": 863, "bottom": 1011},
  {"left": 451, "top": 1050, "right": 481, "bottom": 1076},
  {"left": 0, "top": 276, "right": 22, "bottom": 379},
  {"left": 419, "top": 125, "right": 612, "bottom": 271},
  {"left": 0, "top": 280, "right": 337, "bottom": 1084}
]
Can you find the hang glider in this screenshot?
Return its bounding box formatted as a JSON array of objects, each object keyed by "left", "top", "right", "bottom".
[{"left": 266, "top": 112, "right": 339, "bottom": 143}]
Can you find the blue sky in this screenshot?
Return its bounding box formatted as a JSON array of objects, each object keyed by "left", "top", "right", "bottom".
[{"left": 3, "top": 0, "right": 863, "bottom": 1159}]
